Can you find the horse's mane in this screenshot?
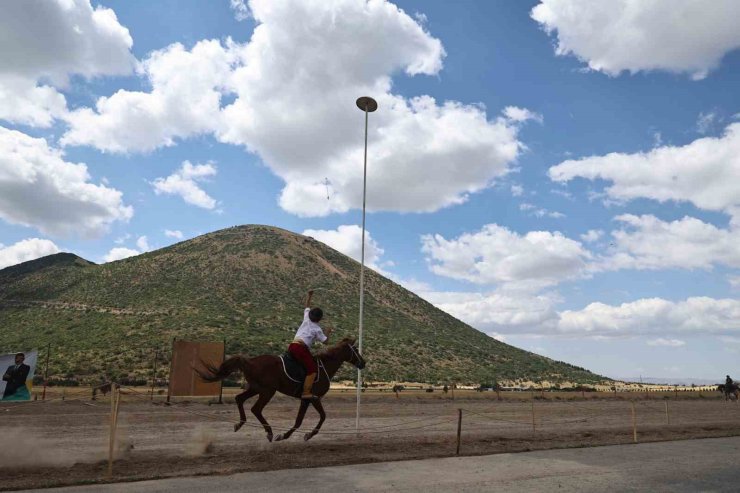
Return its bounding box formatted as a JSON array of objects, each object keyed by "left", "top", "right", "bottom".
[{"left": 317, "top": 336, "right": 356, "bottom": 359}]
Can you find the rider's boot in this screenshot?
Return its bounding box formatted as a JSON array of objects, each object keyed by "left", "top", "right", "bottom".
[{"left": 301, "top": 372, "right": 317, "bottom": 400}]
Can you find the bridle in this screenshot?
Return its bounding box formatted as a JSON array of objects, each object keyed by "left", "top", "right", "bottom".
[{"left": 347, "top": 343, "right": 364, "bottom": 369}]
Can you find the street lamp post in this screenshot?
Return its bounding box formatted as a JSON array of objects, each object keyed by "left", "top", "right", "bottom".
[{"left": 355, "top": 96, "right": 377, "bottom": 432}]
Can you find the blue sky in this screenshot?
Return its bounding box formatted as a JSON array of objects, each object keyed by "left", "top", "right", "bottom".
[{"left": 1, "top": 0, "right": 739, "bottom": 381}]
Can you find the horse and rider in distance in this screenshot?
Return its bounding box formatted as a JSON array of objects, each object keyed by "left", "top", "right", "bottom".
[
  {"left": 718, "top": 374, "right": 739, "bottom": 401},
  {"left": 197, "top": 289, "right": 365, "bottom": 442}
]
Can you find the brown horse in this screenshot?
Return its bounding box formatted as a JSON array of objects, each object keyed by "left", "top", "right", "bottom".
[
  {"left": 717, "top": 384, "right": 739, "bottom": 401},
  {"left": 197, "top": 337, "right": 365, "bottom": 442}
]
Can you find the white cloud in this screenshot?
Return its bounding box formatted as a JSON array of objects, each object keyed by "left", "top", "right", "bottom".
[
  {"left": 62, "top": 0, "right": 533, "bottom": 217},
  {"left": 103, "top": 247, "right": 140, "bottom": 263},
  {"left": 601, "top": 214, "right": 740, "bottom": 271},
  {"left": 652, "top": 131, "right": 663, "bottom": 148},
  {"left": 152, "top": 161, "right": 218, "bottom": 209},
  {"left": 647, "top": 338, "right": 686, "bottom": 348},
  {"left": 421, "top": 289, "right": 560, "bottom": 334},
  {"left": 230, "top": 0, "right": 251, "bottom": 21},
  {"left": 104, "top": 234, "right": 150, "bottom": 263},
  {"left": 531, "top": 0, "right": 740, "bottom": 79},
  {"left": 580, "top": 229, "right": 603, "bottom": 243},
  {"left": 503, "top": 106, "right": 542, "bottom": 123},
  {"left": 549, "top": 123, "right": 740, "bottom": 219},
  {"left": 0, "top": 0, "right": 135, "bottom": 127},
  {"left": 421, "top": 224, "right": 590, "bottom": 289},
  {"left": 0, "top": 238, "right": 61, "bottom": 270},
  {"left": 135, "top": 236, "right": 150, "bottom": 252},
  {"left": 519, "top": 202, "right": 565, "bottom": 219},
  {"left": 510, "top": 184, "right": 524, "bottom": 197},
  {"left": 114, "top": 233, "right": 131, "bottom": 245},
  {"left": 164, "top": 229, "right": 184, "bottom": 240},
  {"left": 0, "top": 0, "right": 134, "bottom": 84},
  {"left": 550, "top": 188, "right": 573, "bottom": 200},
  {"left": 728, "top": 275, "right": 740, "bottom": 289},
  {"left": 558, "top": 297, "right": 740, "bottom": 336},
  {"left": 62, "top": 40, "right": 239, "bottom": 152},
  {"left": 0, "top": 76, "right": 67, "bottom": 127},
  {"left": 396, "top": 278, "right": 433, "bottom": 296},
  {"left": 0, "top": 126, "right": 133, "bottom": 237},
  {"left": 696, "top": 111, "right": 717, "bottom": 135},
  {"left": 302, "top": 225, "right": 385, "bottom": 271}
]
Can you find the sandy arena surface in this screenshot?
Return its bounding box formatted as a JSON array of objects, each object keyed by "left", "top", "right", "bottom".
[
  {"left": 2, "top": 389, "right": 740, "bottom": 491},
  {"left": 17, "top": 437, "right": 740, "bottom": 493}
]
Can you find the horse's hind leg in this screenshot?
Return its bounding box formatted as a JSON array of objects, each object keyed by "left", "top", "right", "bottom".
[
  {"left": 234, "top": 386, "right": 259, "bottom": 432},
  {"left": 304, "top": 399, "right": 327, "bottom": 441},
  {"left": 274, "top": 400, "right": 310, "bottom": 441},
  {"left": 251, "top": 390, "right": 276, "bottom": 442}
]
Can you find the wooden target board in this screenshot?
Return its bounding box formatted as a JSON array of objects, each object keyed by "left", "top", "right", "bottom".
[{"left": 167, "top": 340, "right": 224, "bottom": 397}]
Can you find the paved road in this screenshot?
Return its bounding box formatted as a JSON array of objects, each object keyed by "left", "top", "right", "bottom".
[{"left": 20, "top": 437, "right": 740, "bottom": 492}]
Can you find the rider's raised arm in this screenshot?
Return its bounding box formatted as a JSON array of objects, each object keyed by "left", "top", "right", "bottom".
[
  {"left": 318, "top": 326, "right": 331, "bottom": 344},
  {"left": 304, "top": 289, "right": 314, "bottom": 309}
]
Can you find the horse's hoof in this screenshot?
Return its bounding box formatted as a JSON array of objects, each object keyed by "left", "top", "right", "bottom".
[
  {"left": 234, "top": 421, "right": 245, "bottom": 432},
  {"left": 274, "top": 434, "right": 284, "bottom": 442},
  {"left": 304, "top": 431, "right": 317, "bottom": 441},
  {"left": 267, "top": 434, "right": 273, "bottom": 442}
]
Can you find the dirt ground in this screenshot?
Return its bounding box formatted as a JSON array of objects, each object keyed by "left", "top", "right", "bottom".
[{"left": 2, "top": 388, "right": 740, "bottom": 491}]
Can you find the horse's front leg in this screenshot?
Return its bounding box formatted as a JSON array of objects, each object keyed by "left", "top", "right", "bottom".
[
  {"left": 275, "top": 399, "right": 310, "bottom": 441},
  {"left": 304, "top": 398, "right": 327, "bottom": 441},
  {"left": 234, "top": 386, "right": 258, "bottom": 432}
]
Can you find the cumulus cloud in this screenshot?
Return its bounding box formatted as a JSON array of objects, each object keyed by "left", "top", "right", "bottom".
[
  {"left": 548, "top": 123, "right": 740, "bottom": 219},
  {"left": 103, "top": 235, "right": 150, "bottom": 263},
  {"left": 0, "top": 0, "right": 135, "bottom": 127},
  {"left": 62, "top": 0, "right": 533, "bottom": 216},
  {"left": 503, "top": 106, "right": 542, "bottom": 123},
  {"left": 421, "top": 224, "right": 590, "bottom": 289},
  {"left": 0, "top": 238, "right": 61, "bottom": 270},
  {"left": 580, "top": 229, "right": 603, "bottom": 243},
  {"left": 420, "top": 289, "right": 740, "bottom": 338},
  {"left": 164, "top": 229, "right": 184, "bottom": 240},
  {"left": 600, "top": 214, "right": 740, "bottom": 271},
  {"left": 152, "top": 161, "right": 218, "bottom": 209},
  {"left": 0, "top": 76, "right": 68, "bottom": 128},
  {"left": 0, "top": 126, "right": 133, "bottom": 237},
  {"left": 230, "top": 0, "right": 251, "bottom": 21},
  {"left": 421, "top": 289, "right": 560, "bottom": 334},
  {"left": 0, "top": 0, "right": 134, "bottom": 83},
  {"left": 510, "top": 184, "right": 524, "bottom": 197},
  {"left": 62, "top": 40, "right": 239, "bottom": 152},
  {"left": 696, "top": 111, "right": 718, "bottom": 135},
  {"left": 647, "top": 338, "right": 686, "bottom": 348},
  {"left": 135, "top": 235, "right": 150, "bottom": 252},
  {"left": 558, "top": 297, "right": 740, "bottom": 336},
  {"left": 531, "top": 0, "right": 740, "bottom": 79},
  {"left": 302, "top": 225, "right": 385, "bottom": 271},
  {"left": 103, "top": 247, "right": 140, "bottom": 263}
]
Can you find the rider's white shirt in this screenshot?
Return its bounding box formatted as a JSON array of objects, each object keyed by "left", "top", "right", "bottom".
[{"left": 294, "top": 308, "right": 327, "bottom": 348}]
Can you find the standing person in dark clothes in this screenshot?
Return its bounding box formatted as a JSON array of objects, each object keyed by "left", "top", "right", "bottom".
[{"left": 3, "top": 353, "right": 30, "bottom": 399}]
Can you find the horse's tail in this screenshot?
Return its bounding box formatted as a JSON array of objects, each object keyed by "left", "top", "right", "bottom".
[{"left": 195, "top": 355, "right": 251, "bottom": 383}]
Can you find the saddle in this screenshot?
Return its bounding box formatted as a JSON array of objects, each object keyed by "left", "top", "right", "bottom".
[
  {"left": 280, "top": 352, "right": 307, "bottom": 383},
  {"left": 280, "top": 352, "right": 321, "bottom": 398}
]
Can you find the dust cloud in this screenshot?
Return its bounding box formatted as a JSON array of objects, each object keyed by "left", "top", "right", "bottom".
[{"left": 0, "top": 427, "right": 89, "bottom": 467}]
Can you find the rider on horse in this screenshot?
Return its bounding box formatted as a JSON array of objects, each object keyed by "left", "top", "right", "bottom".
[
  {"left": 289, "top": 290, "right": 332, "bottom": 400},
  {"left": 727, "top": 375, "right": 734, "bottom": 388}
]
